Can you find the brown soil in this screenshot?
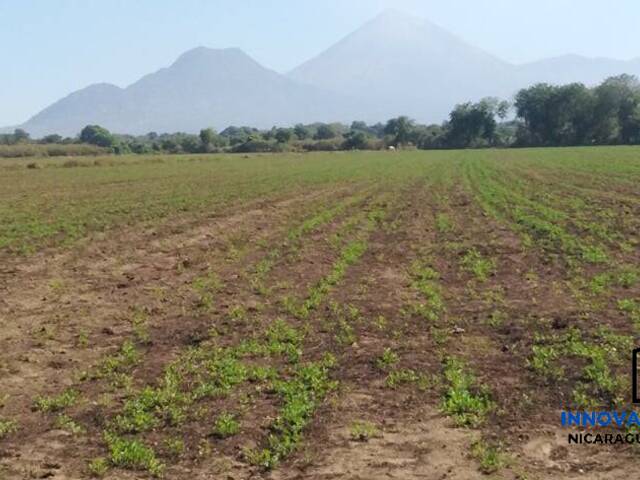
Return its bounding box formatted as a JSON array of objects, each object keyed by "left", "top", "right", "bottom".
[{"left": 1, "top": 177, "right": 639, "bottom": 480}]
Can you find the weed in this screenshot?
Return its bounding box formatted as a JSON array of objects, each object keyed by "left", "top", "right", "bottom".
[
  {"left": 617, "top": 268, "right": 639, "bottom": 288},
  {"left": 265, "top": 319, "right": 304, "bottom": 363},
  {"left": 34, "top": 388, "right": 79, "bottom": 413},
  {"left": 440, "top": 357, "right": 493, "bottom": 427},
  {"left": 104, "top": 432, "right": 165, "bottom": 477},
  {"left": 255, "top": 354, "right": 337, "bottom": 469},
  {"left": 529, "top": 328, "right": 631, "bottom": 407},
  {"left": 461, "top": 248, "right": 496, "bottom": 282},
  {"left": 349, "top": 421, "right": 381, "bottom": 441},
  {"left": 192, "top": 270, "right": 222, "bottom": 310},
  {"left": 618, "top": 299, "right": 640, "bottom": 325},
  {"left": 228, "top": 305, "right": 248, "bottom": 323},
  {"left": 97, "top": 340, "right": 139, "bottom": 379},
  {"left": 527, "top": 344, "right": 564, "bottom": 380},
  {"left": 335, "top": 319, "right": 357, "bottom": 346},
  {"left": 374, "top": 315, "right": 387, "bottom": 331},
  {"left": 244, "top": 447, "right": 276, "bottom": 469},
  {"left": 409, "top": 260, "right": 444, "bottom": 322},
  {"left": 587, "top": 272, "right": 613, "bottom": 296},
  {"left": 471, "top": 439, "right": 506, "bottom": 474},
  {"left": 297, "top": 239, "right": 368, "bottom": 318},
  {"left": 580, "top": 245, "right": 608, "bottom": 264},
  {"left": 385, "top": 368, "right": 418, "bottom": 388},
  {"left": 430, "top": 326, "right": 450, "bottom": 346},
  {"left": 55, "top": 414, "right": 85, "bottom": 434},
  {"left": 49, "top": 278, "right": 65, "bottom": 294},
  {"left": 77, "top": 330, "right": 89, "bottom": 348},
  {"left": 163, "top": 437, "right": 185, "bottom": 458},
  {"left": 0, "top": 418, "right": 17, "bottom": 439},
  {"left": 88, "top": 457, "right": 109, "bottom": 477},
  {"left": 486, "top": 310, "right": 506, "bottom": 328},
  {"left": 214, "top": 412, "right": 240, "bottom": 438},
  {"left": 131, "top": 309, "right": 151, "bottom": 344},
  {"left": 436, "top": 213, "right": 453, "bottom": 233},
  {"left": 376, "top": 348, "right": 399, "bottom": 371}
]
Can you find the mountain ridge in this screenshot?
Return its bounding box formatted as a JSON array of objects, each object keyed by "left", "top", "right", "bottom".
[
  {"left": 12, "top": 9, "right": 640, "bottom": 137},
  {"left": 20, "top": 47, "right": 360, "bottom": 137}
]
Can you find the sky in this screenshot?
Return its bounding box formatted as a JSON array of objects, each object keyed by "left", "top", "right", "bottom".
[{"left": 1, "top": 0, "right": 639, "bottom": 126}]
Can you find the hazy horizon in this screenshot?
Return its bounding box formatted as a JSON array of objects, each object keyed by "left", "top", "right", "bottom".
[{"left": 2, "top": 0, "right": 639, "bottom": 126}]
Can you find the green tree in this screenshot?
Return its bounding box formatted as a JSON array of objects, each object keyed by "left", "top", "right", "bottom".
[
  {"left": 314, "top": 124, "right": 338, "bottom": 140},
  {"left": 181, "top": 136, "right": 201, "bottom": 153},
  {"left": 593, "top": 75, "right": 640, "bottom": 144},
  {"left": 199, "top": 128, "right": 216, "bottom": 151},
  {"left": 515, "top": 83, "right": 597, "bottom": 146},
  {"left": 350, "top": 121, "right": 369, "bottom": 132},
  {"left": 343, "top": 130, "right": 369, "bottom": 150},
  {"left": 384, "top": 116, "right": 414, "bottom": 146},
  {"left": 13, "top": 128, "right": 30, "bottom": 143},
  {"left": 293, "top": 124, "right": 311, "bottom": 140},
  {"left": 445, "top": 98, "right": 509, "bottom": 148},
  {"left": 160, "top": 138, "right": 181, "bottom": 153},
  {"left": 415, "top": 124, "right": 446, "bottom": 149},
  {"left": 41, "top": 134, "right": 63, "bottom": 144},
  {"left": 80, "top": 125, "right": 115, "bottom": 147},
  {"left": 275, "top": 128, "right": 293, "bottom": 143}
]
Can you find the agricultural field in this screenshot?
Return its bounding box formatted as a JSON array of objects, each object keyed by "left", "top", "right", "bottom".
[{"left": 1, "top": 147, "right": 640, "bottom": 479}]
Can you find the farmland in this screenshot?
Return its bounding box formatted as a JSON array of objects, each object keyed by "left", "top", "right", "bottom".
[{"left": 1, "top": 147, "right": 640, "bottom": 479}]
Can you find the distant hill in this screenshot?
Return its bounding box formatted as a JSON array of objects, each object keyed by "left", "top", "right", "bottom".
[
  {"left": 12, "top": 10, "right": 640, "bottom": 137},
  {"left": 516, "top": 54, "right": 640, "bottom": 87},
  {"left": 20, "top": 47, "right": 358, "bottom": 137}
]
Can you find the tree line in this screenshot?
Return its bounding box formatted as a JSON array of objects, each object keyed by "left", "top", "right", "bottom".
[{"left": 4, "top": 74, "right": 640, "bottom": 154}]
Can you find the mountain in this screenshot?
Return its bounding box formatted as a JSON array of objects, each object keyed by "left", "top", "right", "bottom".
[
  {"left": 20, "top": 47, "right": 359, "bottom": 137},
  {"left": 290, "top": 10, "right": 640, "bottom": 123},
  {"left": 12, "top": 10, "right": 640, "bottom": 137},
  {"left": 24, "top": 83, "right": 125, "bottom": 137},
  {"left": 289, "top": 10, "right": 515, "bottom": 123}
]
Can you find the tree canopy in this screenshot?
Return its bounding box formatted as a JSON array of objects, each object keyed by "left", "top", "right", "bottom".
[{"left": 10, "top": 74, "right": 640, "bottom": 154}]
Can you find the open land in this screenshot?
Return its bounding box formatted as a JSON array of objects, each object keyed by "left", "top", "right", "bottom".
[{"left": 1, "top": 148, "right": 640, "bottom": 479}]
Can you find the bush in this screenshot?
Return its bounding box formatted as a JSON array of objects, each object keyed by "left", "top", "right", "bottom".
[
  {"left": 302, "top": 138, "right": 344, "bottom": 151},
  {"left": 232, "top": 139, "right": 275, "bottom": 153},
  {"left": 0, "top": 144, "right": 108, "bottom": 158}
]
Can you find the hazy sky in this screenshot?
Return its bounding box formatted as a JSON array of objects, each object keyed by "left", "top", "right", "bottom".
[{"left": 2, "top": 0, "right": 639, "bottom": 126}]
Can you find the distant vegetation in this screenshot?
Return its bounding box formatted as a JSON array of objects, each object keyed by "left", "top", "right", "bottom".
[
  {"left": 0, "top": 143, "right": 108, "bottom": 159},
  {"left": 3, "top": 75, "right": 640, "bottom": 158}
]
